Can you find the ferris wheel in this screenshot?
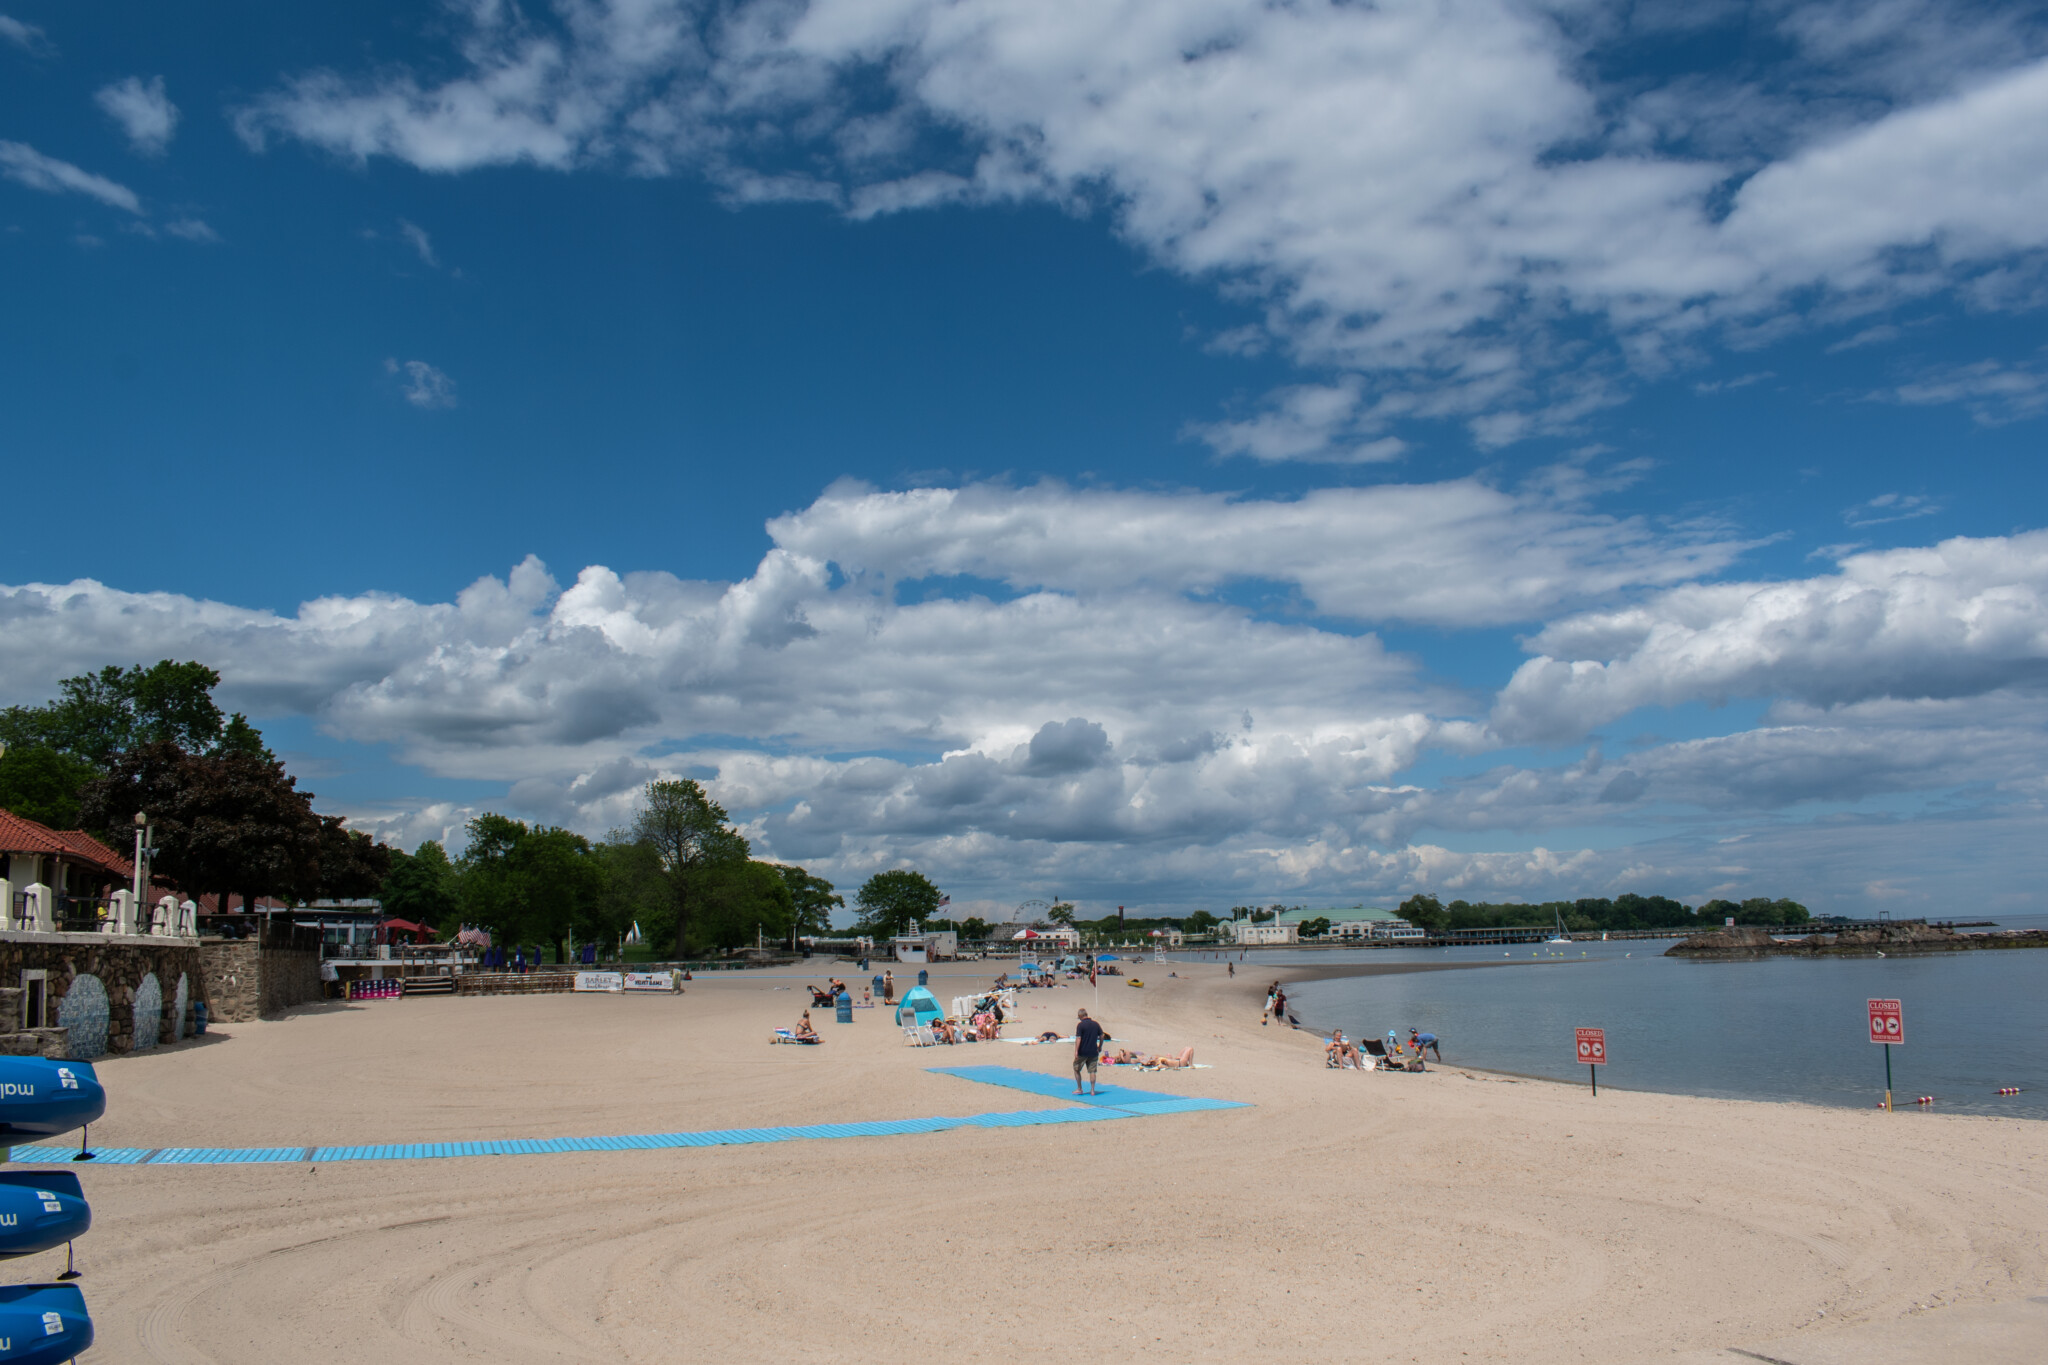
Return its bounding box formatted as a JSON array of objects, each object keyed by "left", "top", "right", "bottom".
[{"left": 1014, "top": 898, "right": 1052, "bottom": 920}]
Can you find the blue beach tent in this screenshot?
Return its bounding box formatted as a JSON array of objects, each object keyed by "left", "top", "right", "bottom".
[
  {"left": 0, "top": 1283, "right": 93, "bottom": 1364},
  {"left": 896, "top": 987, "right": 943, "bottom": 1027}
]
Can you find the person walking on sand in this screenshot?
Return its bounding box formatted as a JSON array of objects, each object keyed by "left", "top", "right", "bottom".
[
  {"left": 882, "top": 970, "right": 895, "bottom": 1004},
  {"left": 1228, "top": 962, "right": 1234, "bottom": 978},
  {"left": 1073, "top": 1008, "right": 1106, "bottom": 1096}
]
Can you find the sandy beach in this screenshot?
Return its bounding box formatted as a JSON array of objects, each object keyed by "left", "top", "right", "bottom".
[{"left": 25, "top": 959, "right": 2048, "bottom": 1362}]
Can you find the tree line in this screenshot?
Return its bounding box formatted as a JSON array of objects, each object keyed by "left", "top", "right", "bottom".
[{"left": 1394, "top": 893, "right": 1810, "bottom": 933}]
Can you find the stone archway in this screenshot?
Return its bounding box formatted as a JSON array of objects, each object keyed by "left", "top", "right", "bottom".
[
  {"left": 173, "top": 973, "right": 190, "bottom": 1041},
  {"left": 59, "top": 974, "right": 109, "bottom": 1060},
  {"left": 133, "top": 973, "right": 163, "bottom": 1051}
]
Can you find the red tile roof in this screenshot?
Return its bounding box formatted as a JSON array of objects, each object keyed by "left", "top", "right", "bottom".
[
  {"left": 0, "top": 809, "right": 71, "bottom": 857},
  {"left": 0, "top": 808, "right": 136, "bottom": 882}
]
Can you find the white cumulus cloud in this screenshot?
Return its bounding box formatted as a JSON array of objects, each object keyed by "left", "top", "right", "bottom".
[
  {"left": 1493, "top": 531, "right": 2048, "bottom": 742},
  {"left": 0, "top": 140, "right": 141, "bottom": 213},
  {"left": 231, "top": 1, "right": 2048, "bottom": 444},
  {"left": 95, "top": 75, "right": 180, "bottom": 155}
]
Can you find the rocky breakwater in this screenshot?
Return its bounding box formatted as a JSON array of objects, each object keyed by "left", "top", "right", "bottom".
[{"left": 1667, "top": 922, "right": 2048, "bottom": 957}]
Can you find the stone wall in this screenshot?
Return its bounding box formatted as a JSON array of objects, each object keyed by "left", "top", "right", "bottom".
[
  {"left": 198, "top": 921, "right": 322, "bottom": 1023},
  {"left": 0, "top": 933, "right": 209, "bottom": 1059}
]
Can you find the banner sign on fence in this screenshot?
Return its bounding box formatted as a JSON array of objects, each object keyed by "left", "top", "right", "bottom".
[
  {"left": 574, "top": 972, "right": 624, "bottom": 993},
  {"left": 623, "top": 971, "right": 677, "bottom": 993},
  {"left": 1867, "top": 998, "right": 1904, "bottom": 1045}
]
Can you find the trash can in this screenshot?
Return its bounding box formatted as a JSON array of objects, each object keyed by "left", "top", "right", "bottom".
[
  {"left": 835, "top": 991, "right": 853, "bottom": 1024},
  {"left": 917, "top": 969, "right": 928, "bottom": 988},
  {"left": 192, "top": 1002, "right": 208, "bottom": 1036}
]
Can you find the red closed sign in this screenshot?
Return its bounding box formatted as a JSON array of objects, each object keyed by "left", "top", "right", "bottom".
[
  {"left": 1868, "top": 999, "right": 1904, "bottom": 1045},
  {"left": 1575, "top": 1027, "right": 1607, "bottom": 1065}
]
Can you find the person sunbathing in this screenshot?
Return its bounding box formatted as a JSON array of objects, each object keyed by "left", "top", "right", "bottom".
[
  {"left": 794, "top": 1011, "right": 819, "bottom": 1040},
  {"left": 1144, "top": 1047, "right": 1196, "bottom": 1070},
  {"left": 1106, "top": 1047, "right": 1146, "bottom": 1065},
  {"left": 1327, "top": 1033, "right": 1363, "bottom": 1070},
  {"left": 931, "top": 1019, "right": 959, "bottom": 1044}
]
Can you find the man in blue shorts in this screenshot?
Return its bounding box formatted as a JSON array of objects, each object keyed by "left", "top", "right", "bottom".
[
  {"left": 1410, "top": 1027, "right": 1441, "bottom": 1061},
  {"left": 1073, "top": 1008, "right": 1106, "bottom": 1095}
]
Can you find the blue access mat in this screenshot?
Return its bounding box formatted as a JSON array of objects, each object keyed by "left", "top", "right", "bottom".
[{"left": 927, "top": 1065, "right": 1191, "bottom": 1107}]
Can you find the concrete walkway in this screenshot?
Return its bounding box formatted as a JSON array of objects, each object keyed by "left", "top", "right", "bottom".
[{"left": 1655, "top": 1296, "right": 2048, "bottom": 1364}]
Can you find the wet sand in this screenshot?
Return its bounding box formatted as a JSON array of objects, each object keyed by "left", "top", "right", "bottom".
[{"left": 30, "top": 961, "right": 2048, "bottom": 1362}]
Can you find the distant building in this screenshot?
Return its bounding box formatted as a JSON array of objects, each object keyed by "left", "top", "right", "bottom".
[{"left": 1219, "top": 906, "right": 1424, "bottom": 943}]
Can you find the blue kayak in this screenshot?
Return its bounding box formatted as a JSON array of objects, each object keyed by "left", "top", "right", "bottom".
[
  {"left": 0, "top": 1061, "right": 103, "bottom": 1141},
  {"left": 0, "top": 1174, "right": 88, "bottom": 1260},
  {"left": 0, "top": 1283, "right": 92, "bottom": 1363}
]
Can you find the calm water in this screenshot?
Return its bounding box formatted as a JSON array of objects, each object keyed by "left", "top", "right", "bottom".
[{"left": 1168, "top": 922, "right": 2048, "bottom": 1117}]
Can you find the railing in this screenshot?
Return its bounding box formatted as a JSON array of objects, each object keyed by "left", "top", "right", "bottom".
[{"left": 55, "top": 896, "right": 110, "bottom": 934}]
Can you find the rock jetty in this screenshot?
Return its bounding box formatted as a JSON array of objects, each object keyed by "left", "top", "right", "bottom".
[{"left": 1666, "top": 922, "right": 2048, "bottom": 957}]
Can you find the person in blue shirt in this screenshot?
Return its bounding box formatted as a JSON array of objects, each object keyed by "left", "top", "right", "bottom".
[
  {"left": 1073, "top": 1008, "right": 1107, "bottom": 1096},
  {"left": 1409, "top": 1027, "right": 1441, "bottom": 1061}
]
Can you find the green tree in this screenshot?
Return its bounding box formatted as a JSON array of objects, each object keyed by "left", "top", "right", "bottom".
[
  {"left": 774, "top": 864, "right": 844, "bottom": 936},
  {"left": 694, "top": 860, "right": 797, "bottom": 952},
  {"left": 853, "top": 869, "right": 944, "bottom": 939},
  {"left": 630, "top": 780, "right": 750, "bottom": 955},
  {"left": 0, "top": 660, "right": 229, "bottom": 768},
  {"left": 309, "top": 814, "right": 391, "bottom": 901},
  {"left": 958, "top": 915, "right": 990, "bottom": 942},
  {"left": 80, "top": 741, "right": 323, "bottom": 912},
  {"left": 1183, "top": 909, "right": 1219, "bottom": 933},
  {"left": 590, "top": 838, "right": 664, "bottom": 954},
  {"left": 1398, "top": 893, "right": 1447, "bottom": 932},
  {"left": 0, "top": 744, "right": 99, "bottom": 828},
  {"left": 1046, "top": 901, "right": 1076, "bottom": 928},
  {"left": 381, "top": 840, "right": 461, "bottom": 929},
  {"left": 457, "top": 815, "right": 602, "bottom": 961},
  {"left": 1299, "top": 916, "right": 1332, "bottom": 939}
]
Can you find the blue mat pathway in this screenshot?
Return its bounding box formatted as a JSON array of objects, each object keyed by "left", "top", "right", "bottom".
[{"left": 4, "top": 1067, "right": 1245, "bottom": 1167}]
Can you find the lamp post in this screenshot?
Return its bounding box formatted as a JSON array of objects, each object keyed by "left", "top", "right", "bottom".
[{"left": 131, "top": 811, "right": 150, "bottom": 912}]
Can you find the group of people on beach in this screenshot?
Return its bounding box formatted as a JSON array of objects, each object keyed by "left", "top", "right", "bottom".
[{"left": 1325, "top": 1027, "right": 1442, "bottom": 1071}]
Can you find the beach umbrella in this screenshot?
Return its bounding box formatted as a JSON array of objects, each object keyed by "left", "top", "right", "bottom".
[
  {"left": 1095, "top": 954, "right": 1120, "bottom": 961},
  {"left": 1012, "top": 929, "right": 1040, "bottom": 940}
]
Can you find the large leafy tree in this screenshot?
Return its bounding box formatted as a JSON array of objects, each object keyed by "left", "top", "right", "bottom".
[
  {"left": 0, "top": 660, "right": 275, "bottom": 836},
  {"left": 81, "top": 743, "right": 324, "bottom": 911},
  {"left": 630, "top": 780, "right": 750, "bottom": 955},
  {"left": 0, "top": 660, "right": 231, "bottom": 767},
  {"left": 0, "top": 745, "right": 99, "bottom": 828},
  {"left": 381, "top": 841, "right": 462, "bottom": 929},
  {"left": 774, "top": 864, "right": 843, "bottom": 936},
  {"left": 693, "top": 860, "right": 797, "bottom": 952},
  {"left": 457, "top": 814, "right": 604, "bottom": 962},
  {"left": 853, "top": 869, "right": 944, "bottom": 939},
  {"left": 1397, "top": 893, "right": 1447, "bottom": 931}
]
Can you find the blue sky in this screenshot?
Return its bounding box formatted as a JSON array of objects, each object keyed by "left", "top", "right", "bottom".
[{"left": 3, "top": 0, "right": 2045, "bottom": 919}]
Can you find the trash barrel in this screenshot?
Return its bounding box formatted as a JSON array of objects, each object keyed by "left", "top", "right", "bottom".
[
  {"left": 835, "top": 991, "right": 853, "bottom": 1024},
  {"left": 192, "top": 1002, "right": 208, "bottom": 1035},
  {"left": 917, "top": 969, "right": 928, "bottom": 987}
]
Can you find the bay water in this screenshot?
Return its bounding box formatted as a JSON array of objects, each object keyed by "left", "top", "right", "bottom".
[{"left": 1169, "top": 919, "right": 2048, "bottom": 1118}]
